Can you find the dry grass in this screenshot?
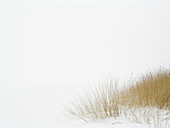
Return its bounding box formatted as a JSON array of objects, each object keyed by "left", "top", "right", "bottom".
[
  {"left": 65, "top": 67, "right": 170, "bottom": 127},
  {"left": 66, "top": 79, "right": 121, "bottom": 120},
  {"left": 121, "top": 68, "right": 170, "bottom": 109}
]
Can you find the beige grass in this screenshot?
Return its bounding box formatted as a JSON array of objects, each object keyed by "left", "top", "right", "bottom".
[
  {"left": 65, "top": 67, "right": 170, "bottom": 127},
  {"left": 120, "top": 68, "right": 170, "bottom": 109}
]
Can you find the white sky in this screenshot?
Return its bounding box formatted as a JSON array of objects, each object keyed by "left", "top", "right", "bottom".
[{"left": 0, "top": 0, "right": 170, "bottom": 87}]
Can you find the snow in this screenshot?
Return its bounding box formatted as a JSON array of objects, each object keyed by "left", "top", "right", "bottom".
[{"left": 0, "top": 86, "right": 169, "bottom": 128}]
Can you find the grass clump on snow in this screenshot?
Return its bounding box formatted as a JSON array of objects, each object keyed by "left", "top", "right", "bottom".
[
  {"left": 66, "top": 67, "right": 170, "bottom": 127},
  {"left": 121, "top": 68, "right": 170, "bottom": 109}
]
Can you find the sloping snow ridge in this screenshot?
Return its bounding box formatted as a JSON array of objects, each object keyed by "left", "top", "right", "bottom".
[{"left": 58, "top": 106, "right": 169, "bottom": 128}]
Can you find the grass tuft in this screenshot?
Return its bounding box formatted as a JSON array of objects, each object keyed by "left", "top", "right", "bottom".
[{"left": 65, "top": 67, "right": 170, "bottom": 127}]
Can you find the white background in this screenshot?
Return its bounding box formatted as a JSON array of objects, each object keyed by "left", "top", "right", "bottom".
[{"left": 0, "top": 0, "right": 170, "bottom": 128}]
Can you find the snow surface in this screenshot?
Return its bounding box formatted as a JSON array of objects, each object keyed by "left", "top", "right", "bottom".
[{"left": 0, "top": 86, "right": 169, "bottom": 128}]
